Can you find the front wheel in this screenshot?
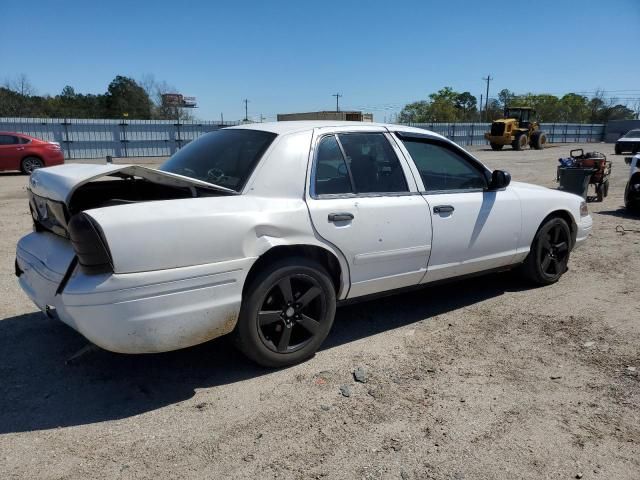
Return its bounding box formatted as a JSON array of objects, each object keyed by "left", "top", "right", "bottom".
[
  {"left": 520, "top": 217, "right": 571, "bottom": 285},
  {"left": 490, "top": 142, "right": 504, "bottom": 151},
  {"left": 512, "top": 133, "right": 528, "bottom": 151},
  {"left": 234, "top": 258, "right": 336, "bottom": 368}
]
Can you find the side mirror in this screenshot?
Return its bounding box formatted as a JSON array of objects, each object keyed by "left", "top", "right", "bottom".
[{"left": 489, "top": 169, "right": 511, "bottom": 190}]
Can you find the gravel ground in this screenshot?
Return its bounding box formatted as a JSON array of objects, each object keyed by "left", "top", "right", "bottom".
[{"left": 1, "top": 143, "right": 638, "bottom": 479}]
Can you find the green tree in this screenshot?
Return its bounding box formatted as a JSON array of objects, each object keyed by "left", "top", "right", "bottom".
[
  {"left": 454, "top": 92, "right": 477, "bottom": 121},
  {"left": 497, "top": 89, "right": 516, "bottom": 108},
  {"left": 398, "top": 100, "right": 430, "bottom": 123},
  {"left": 104, "top": 75, "right": 152, "bottom": 119}
]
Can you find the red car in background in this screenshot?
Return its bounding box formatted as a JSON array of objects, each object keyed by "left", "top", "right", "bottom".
[{"left": 0, "top": 132, "right": 64, "bottom": 174}]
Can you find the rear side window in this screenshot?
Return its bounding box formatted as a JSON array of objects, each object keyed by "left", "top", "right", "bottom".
[
  {"left": 315, "top": 136, "right": 352, "bottom": 195},
  {"left": 0, "top": 135, "right": 19, "bottom": 145},
  {"left": 399, "top": 139, "right": 486, "bottom": 192},
  {"left": 314, "top": 133, "right": 409, "bottom": 196}
]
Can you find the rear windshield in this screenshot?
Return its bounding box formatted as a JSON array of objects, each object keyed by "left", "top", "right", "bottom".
[{"left": 160, "top": 129, "right": 277, "bottom": 192}]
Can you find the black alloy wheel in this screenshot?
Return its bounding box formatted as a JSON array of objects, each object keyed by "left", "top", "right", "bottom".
[
  {"left": 257, "top": 273, "right": 326, "bottom": 354},
  {"left": 521, "top": 217, "right": 571, "bottom": 285},
  {"left": 235, "top": 257, "right": 336, "bottom": 367}
]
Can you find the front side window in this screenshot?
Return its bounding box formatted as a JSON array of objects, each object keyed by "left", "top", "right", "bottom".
[
  {"left": 160, "top": 129, "right": 277, "bottom": 192},
  {"left": 399, "top": 139, "right": 486, "bottom": 192}
]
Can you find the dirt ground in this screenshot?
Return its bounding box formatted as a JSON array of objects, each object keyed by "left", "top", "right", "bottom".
[{"left": 1, "top": 143, "right": 638, "bottom": 479}]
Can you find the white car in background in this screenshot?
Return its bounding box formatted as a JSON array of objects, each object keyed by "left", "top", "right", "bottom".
[{"left": 16, "top": 121, "right": 592, "bottom": 367}]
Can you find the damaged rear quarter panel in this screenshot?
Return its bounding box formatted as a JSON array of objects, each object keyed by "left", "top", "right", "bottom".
[{"left": 83, "top": 130, "right": 350, "bottom": 296}]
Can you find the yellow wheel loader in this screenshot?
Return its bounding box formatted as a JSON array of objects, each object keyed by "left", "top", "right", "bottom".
[{"left": 484, "top": 107, "right": 547, "bottom": 151}]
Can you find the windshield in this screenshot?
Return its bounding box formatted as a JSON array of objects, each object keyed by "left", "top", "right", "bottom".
[
  {"left": 623, "top": 129, "right": 640, "bottom": 139},
  {"left": 160, "top": 129, "right": 277, "bottom": 192}
]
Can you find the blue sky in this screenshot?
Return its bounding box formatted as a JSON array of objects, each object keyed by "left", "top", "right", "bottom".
[{"left": 2, "top": 0, "right": 639, "bottom": 121}]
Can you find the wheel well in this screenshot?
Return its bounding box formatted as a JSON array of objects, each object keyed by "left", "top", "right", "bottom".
[
  {"left": 21, "top": 154, "right": 43, "bottom": 166},
  {"left": 543, "top": 210, "right": 577, "bottom": 245},
  {"left": 243, "top": 245, "right": 343, "bottom": 295}
]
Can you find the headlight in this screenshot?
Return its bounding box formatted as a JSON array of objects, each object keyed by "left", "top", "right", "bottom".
[{"left": 580, "top": 201, "right": 589, "bottom": 217}]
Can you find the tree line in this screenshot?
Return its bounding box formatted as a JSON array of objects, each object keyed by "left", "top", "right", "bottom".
[
  {"left": 0, "top": 74, "right": 194, "bottom": 120},
  {"left": 399, "top": 87, "right": 639, "bottom": 124}
]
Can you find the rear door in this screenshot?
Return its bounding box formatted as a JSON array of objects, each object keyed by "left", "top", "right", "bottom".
[
  {"left": 393, "top": 132, "right": 521, "bottom": 282},
  {"left": 306, "top": 127, "right": 432, "bottom": 298},
  {"left": 0, "top": 135, "right": 23, "bottom": 171}
]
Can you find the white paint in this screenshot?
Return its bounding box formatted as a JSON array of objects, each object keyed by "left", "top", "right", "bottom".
[{"left": 16, "top": 121, "right": 592, "bottom": 354}]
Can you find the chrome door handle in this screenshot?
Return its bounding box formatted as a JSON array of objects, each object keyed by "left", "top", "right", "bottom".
[
  {"left": 328, "top": 212, "right": 354, "bottom": 222},
  {"left": 433, "top": 205, "right": 454, "bottom": 213},
  {"left": 16, "top": 147, "right": 25, "bottom": 151}
]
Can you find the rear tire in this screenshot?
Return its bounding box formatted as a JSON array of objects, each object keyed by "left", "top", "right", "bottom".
[
  {"left": 490, "top": 143, "right": 504, "bottom": 151},
  {"left": 21, "top": 156, "right": 44, "bottom": 175},
  {"left": 614, "top": 144, "right": 621, "bottom": 155},
  {"left": 512, "top": 133, "right": 528, "bottom": 151},
  {"left": 234, "top": 257, "right": 336, "bottom": 368},
  {"left": 520, "top": 217, "right": 571, "bottom": 285}
]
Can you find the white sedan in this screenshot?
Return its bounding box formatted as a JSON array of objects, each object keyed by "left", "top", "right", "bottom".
[{"left": 16, "top": 121, "right": 592, "bottom": 367}]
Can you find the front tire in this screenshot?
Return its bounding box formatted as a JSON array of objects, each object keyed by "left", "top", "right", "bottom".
[
  {"left": 490, "top": 143, "right": 504, "bottom": 151},
  {"left": 530, "top": 131, "right": 547, "bottom": 150},
  {"left": 234, "top": 257, "right": 336, "bottom": 368},
  {"left": 21, "top": 156, "right": 44, "bottom": 175},
  {"left": 521, "top": 217, "right": 571, "bottom": 285},
  {"left": 512, "top": 133, "right": 528, "bottom": 151}
]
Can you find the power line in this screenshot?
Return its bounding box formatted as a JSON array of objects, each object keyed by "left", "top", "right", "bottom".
[{"left": 332, "top": 93, "right": 342, "bottom": 112}]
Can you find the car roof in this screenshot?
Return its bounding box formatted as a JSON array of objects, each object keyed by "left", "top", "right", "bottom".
[
  {"left": 0, "top": 131, "right": 30, "bottom": 136},
  {"left": 226, "top": 120, "right": 446, "bottom": 140}
]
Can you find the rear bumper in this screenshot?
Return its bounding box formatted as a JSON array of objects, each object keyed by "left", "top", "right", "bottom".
[
  {"left": 574, "top": 214, "right": 593, "bottom": 248},
  {"left": 16, "top": 232, "right": 254, "bottom": 353}
]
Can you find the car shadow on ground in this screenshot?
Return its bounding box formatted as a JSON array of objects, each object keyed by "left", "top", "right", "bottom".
[
  {"left": 0, "top": 271, "right": 530, "bottom": 434},
  {"left": 596, "top": 209, "right": 640, "bottom": 222}
]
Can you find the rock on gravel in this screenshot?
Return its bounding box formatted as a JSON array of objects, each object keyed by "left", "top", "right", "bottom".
[
  {"left": 339, "top": 384, "right": 351, "bottom": 397},
  {"left": 353, "top": 366, "right": 368, "bottom": 383}
]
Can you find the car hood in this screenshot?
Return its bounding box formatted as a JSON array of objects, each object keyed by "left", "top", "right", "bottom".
[
  {"left": 28, "top": 163, "right": 235, "bottom": 204},
  {"left": 510, "top": 180, "right": 549, "bottom": 191}
]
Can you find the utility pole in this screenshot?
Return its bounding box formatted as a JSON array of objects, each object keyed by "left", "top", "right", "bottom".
[
  {"left": 259, "top": 114, "right": 266, "bottom": 123},
  {"left": 243, "top": 99, "right": 250, "bottom": 121},
  {"left": 332, "top": 93, "right": 342, "bottom": 112},
  {"left": 482, "top": 75, "right": 493, "bottom": 121},
  {"left": 480, "top": 94, "right": 483, "bottom": 122},
  {"left": 220, "top": 112, "right": 224, "bottom": 125}
]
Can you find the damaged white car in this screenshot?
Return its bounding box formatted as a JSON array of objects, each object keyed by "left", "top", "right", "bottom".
[{"left": 16, "top": 122, "right": 593, "bottom": 367}]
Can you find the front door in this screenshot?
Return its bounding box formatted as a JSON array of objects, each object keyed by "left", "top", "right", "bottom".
[
  {"left": 393, "top": 133, "right": 520, "bottom": 283},
  {"left": 306, "top": 128, "right": 432, "bottom": 298}
]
